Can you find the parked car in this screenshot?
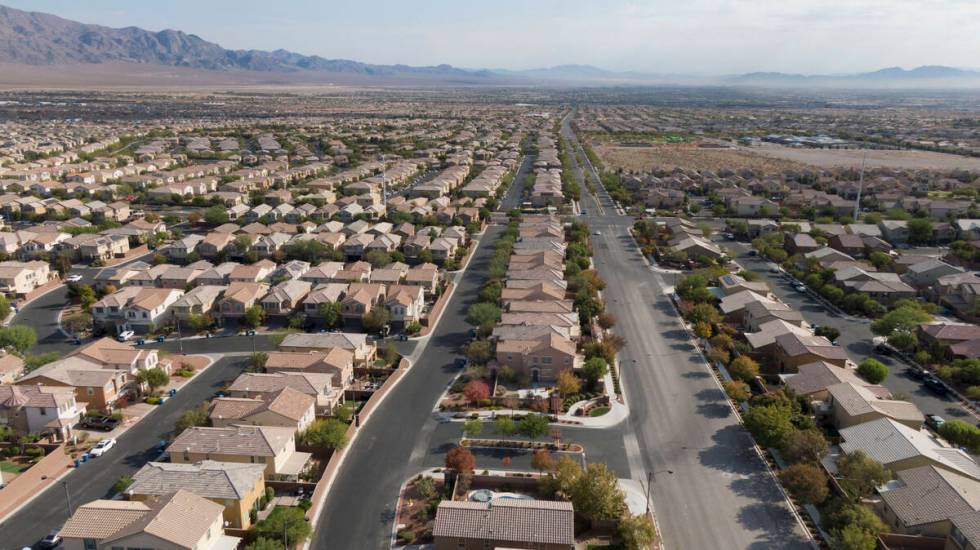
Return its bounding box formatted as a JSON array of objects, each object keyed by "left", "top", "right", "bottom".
[
  {"left": 454, "top": 357, "right": 467, "bottom": 368},
  {"left": 793, "top": 283, "right": 807, "bottom": 293},
  {"left": 117, "top": 330, "right": 135, "bottom": 342},
  {"left": 65, "top": 274, "right": 82, "bottom": 283},
  {"left": 38, "top": 529, "right": 62, "bottom": 549},
  {"left": 89, "top": 438, "right": 117, "bottom": 457},
  {"left": 80, "top": 415, "right": 120, "bottom": 432},
  {"left": 924, "top": 376, "right": 949, "bottom": 395},
  {"left": 593, "top": 230, "right": 602, "bottom": 236},
  {"left": 926, "top": 415, "right": 946, "bottom": 431},
  {"left": 906, "top": 366, "right": 928, "bottom": 380}
]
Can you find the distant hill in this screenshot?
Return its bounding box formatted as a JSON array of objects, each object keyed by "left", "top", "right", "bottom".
[{"left": 729, "top": 66, "right": 980, "bottom": 88}]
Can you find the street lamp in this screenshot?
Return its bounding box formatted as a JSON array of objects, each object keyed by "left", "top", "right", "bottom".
[
  {"left": 62, "top": 480, "right": 73, "bottom": 517},
  {"left": 644, "top": 469, "right": 673, "bottom": 515}
]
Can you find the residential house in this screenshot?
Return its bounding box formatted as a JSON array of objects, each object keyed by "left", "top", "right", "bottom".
[
  {"left": 278, "top": 332, "right": 376, "bottom": 365},
  {"left": 495, "top": 333, "right": 580, "bottom": 383},
  {"left": 432, "top": 499, "right": 574, "bottom": 550},
  {"left": 169, "top": 425, "right": 310, "bottom": 481},
  {"left": 0, "top": 384, "right": 81, "bottom": 441},
  {"left": 826, "top": 382, "right": 924, "bottom": 429},
  {"left": 218, "top": 282, "right": 270, "bottom": 319},
  {"left": 0, "top": 260, "right": 51, "bottom": 295},
  {"left": 340, "top": 283, "right": 387, "bottom": 326},
  {"left": 208, "top": 387, "right": 315, "bottom": 432},
  {"left": 385, "top": 284, "right": 426, "bottom": 328},
  {"left": 226, "top": 371, "right": 342, "bottom": 416},
  {"left": 171, "top": 285, "right": 226, "bottom": 320}
]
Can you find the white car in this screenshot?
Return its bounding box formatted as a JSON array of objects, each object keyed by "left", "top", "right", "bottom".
[
  {"left": 593, "top": 231, "right": 602, "bottom": 236},
  {"left": 65, "top": 274, "right": 83, "bottom": 283},
  {"left": 89, "top": 438, "right": 116, "bottom": 457},
  {"left": 116, "top": 330, "right": 135, "bottom": 342}
]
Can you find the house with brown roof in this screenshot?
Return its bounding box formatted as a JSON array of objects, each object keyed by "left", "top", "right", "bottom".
[
  {"left": 341, "top": 283, "right": 387, "bottom": 326},
  {"left": 128, "top": 461, "right": 266, "bottom": 529},
  {"left": 877, "top": 466, "right": 980, "bottom": 540},
  {"left": 826, "top": 382, "right": 924, "bottom": 429},
  {"left": 218, "top": 282, "right": 270, "bottom": 318},
  {"left": 209, "top": 387, "right": 316, "bottom": 432},
  {"left": 171, "top": 285, "right": 227, "bottom": 319},
  {"left": 58, "top": 490, "right": 239, "bottom": 550},
  {"left": 772, "top": 332, "right": 849, "bottom": 373},
  {"left": 385, "top": 284, "right": 426, "bottom": 327},
  {"left": 0, "top": 353, "right": 25, "bottom": 384},
  {"left": 168, "top": 425, "right": 310, "bottom": 481},
  {"left": 0, "top": 384, "right": 81, "bottom": 440},
  {"left": 433, "top": 499, "right": 574, "bottom": 550},
  {"left": 404, "top": 265, "right": 440, "bottom": 294},
  {"left": 784, "top": 361, "right": 886, "bottom": 401},
  {"left": 196, "top": 231, "right": 235, "bottom": 259},
  {"left": 278, "top": 332, "right": 376, "bottom": 365},
  {"left": 260, "top": 279, "right": 313, "bottom": 316},
  {"left": 264, "top": 349, "right": 354, "bottom": 390},
  {"left": 226, "top": 371, "right": 341, "bottom": 416},
  {"left": 227, "top": 259, "right": 276, "bottom": 283},
  {"left": 495, "top": 333, "right": 580, "bottom": 383}
]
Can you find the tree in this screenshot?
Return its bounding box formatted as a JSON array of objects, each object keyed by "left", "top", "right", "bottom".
[
  {"left": 299, "top": 418, "right": 348, "bottom": 451},
  {"left": 242, "top": 305, "right": 265, "bottom": 328},
  {"left": 531, "top": 449, "right": 553, "bottom": 472},
  {"left": 0, "top": 294, "right": 10, "bottom": 320},
  {"left": 361, "top": 307, "right": 390, "bottom": 333},
  {"left": 77, "top": 285, "right": 97, "bottom": 310},
  {"left": 868, "top": 251, "right": 893, "bottom": 270},
  {"left": 722, "top": 380, "right": 751, "bottom": 402},
  {"left": 832, "top": 524, "right": 877, "bottom": 550},
  {"left": 204, "top": 205, "right": 229, "bottom": 226},
  {"left": 463, "top": 340, "right": 491, "bottom": 364},
  {"left": 25, "top": 352, "right": 60, "bottom": 372},
  {"left": 445, "top": 446, "right": 475, "bottom": 473},
  {"left": 114, "top": 475, "right": 134, "bottom": 494},
  {"left": 175, "top": 405, "right": 209, "bottom": 435},
  {"left": 779, "top": 463, "right": 828, "bottom": 504},
  {"left": 780, "top": 429, "right": 829, "bottom": 464},
  {"left": 814, "top": 326, "right": 840, "bottom": 342},
  {"left": 871, "top": 303, "right": 932, "bottom": 336},
  {"left": 249, "top": 352, "right": 269, "bottom": 370},
  {"left": 888, "top": 330, "right": 918, "bottom": 352},
  {"left": 857, "top": 358, "right": 889, "bottom": 384},
  {"left": 838, "top": 450, "right": 891, "bottom": 498},
  {"left": 693, "top": 320, "right": 713, "bottom": 339},
  {"left": 466, "top": 303, "right": 501, "bottom": 327},
  {"left": 907, "top": 218, "right": 933, "bottom": 244},
  {"left": 462, "top": 418, "right": 483, "bottom": 438},
  {"left": 676, "top": 275, "right": 713, "bottom": 303},
  {"left": 688, "top": 303, "right": 720, "bottom": 325},
  {"left": 556, "top": 370, "right": 581, "bottom": 397},
  {"left": 618, "top": 513, "right": 657, "bottom": 550},
  {"left": 463, "top": 379, "right": 490, "bottom": 405},
  {"left": 254, "top": 507, "right": 312, "bottom": 547},
  {"left": 318, "top": 302, "right": 342, "bottom": 329},
  {"left": 244, "top": 538, "right": 281, "bottom": 550},
  {"left": 939, "top": 419, "right": 980, "bottom": 453},
  {"left": 0, "top": 325, "right": 37, "bottom": 354},
  {"left": 136, "top": 367, "right": 169, "bottom": 393},
  {"left": 571, "top": 462, "right": 627, "bottom": 523},
  {"left": 495, "top": 416, "right": 516, "bottom": 435},
  {"left": 743, "top": 405, "right": 795, "bottom": 449},
  {"left": 539, "top": 455, "right": 583, "bottom": 498},
  {"left": 518, "top": 413, "right": 550, "bottom": 439},
  {"left": 582, "top": 357, "right": 609, "bottom": 386},
  {"left": 364, "top": 250, "right": 392, "bottom": 269},
  {"left": 728, "top": 356, "right": 760, "bottom": 383}
]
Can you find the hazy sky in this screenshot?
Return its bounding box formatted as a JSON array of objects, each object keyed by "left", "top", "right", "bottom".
[{"left": 7, "top": 0, "right": 980, "bottom": 74}]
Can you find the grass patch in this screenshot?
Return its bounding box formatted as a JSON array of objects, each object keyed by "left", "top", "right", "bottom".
[
  {"left": 1, "top": 460, "right": 29, "bottom": 473},
  {"left": 589, "top": 406, "right": 611, "bottom": 417}
]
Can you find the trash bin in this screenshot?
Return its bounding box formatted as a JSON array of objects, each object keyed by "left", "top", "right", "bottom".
[
  {"left": 73, "top": 459, "right": 80, "bottom": 468},
  {"left": 169, "top": 388, "right": 177, "bottom": 397},
  {"left": 80, "top": 454, "right": 88, "bottom": 462}
]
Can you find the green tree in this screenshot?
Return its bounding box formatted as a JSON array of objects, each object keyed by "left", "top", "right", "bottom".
[
  {"left": 204, "top": 205, "right": 229, "bottom": 226},
  {"left": 571, "top": 462, "right": 627, "bottom": 523},
  {"left": 364, "top": 249, "right": 392, "bottom": 269},
  {"left": 868, "top": 251, "right": 893, "bottom": 270},
  {"left": 907, "top": 218, "right": 933, "bottom": 244},
  {"left": 175, "top": 405, "right": 209, "bottom": 435},
  {"left": 857, "top": 358, "right": 889, "bottom": 384},
  {"left": 838, "top": 450, "right": 891, "bottom": 498},
  {"left": 518, "top": 414, "right": 551, "bottom": 439},
  {"left": 778, "top": 463, "right": 828, "bottom": 504},
  {"left": 814, "top": 326, "right": 840, "bottom": 342},
  {"left": 495, "top": 416, "right": 516, "bottom": 435},
  {"left": 688, "top": 303, "right": 721, "bottom": 325},
  {"left": 254, "top": 507, "right": 312, "bottom": 547},
  {"left": 939, "top": 420, "right": 980, "bottom": 453},
  {"left": 728, "top": 356, "right": 760, "bottom": 383},
  {"left": 137, "top": 367, "right": 169, "bottom": 392},
  {"left": 299, "top": 418, "right": 348, "bottom": 451},
  {"left": 114, "top": 475, "right": 134, "bottom": 494},
  {"left": 244, "top": 538, "right": 281, "bottom": 550},
  {"left": 77, "top": 285, "right": 97, "bottom": 310},
  {"left": 462, "top": 419, "right": 483, "bottom": 438},
  {"left": 871, "top": 303, "right": 932, "bottom": 336},
  {"left": 618, "top": 513, "right": 657, "bottom": 550},
  {"left": 243, "top": 305, "right": 265, "bottom": 328},
  {"left": 723, "top": 380, "right": 751, "bottom": 402},
  {"left": 888, "top": 330, "right": 918, "bottom": 352},
  {"left": 362, "top": 307, "right": 390, "bottom": 333},
  {"left": 0, "top": 294, "right": 10, "bottom": 320},
  {"left": 466, "top": 303, "right": 501, "bottom": 327},
  {"left": 743, "top": 405, "right": 795, "bottom": 449},
  {"left": 318, "top": 302, "right": 342, "bottom": 329},
  {"left": 464, "top": 339, "right": 492, "bottom": 364},
  {"left": 582, "top": 357, "right": 609, "bottom": 386},
  {"left": 0, "top": 325, "right": 37, "bottom": 354},
  {"left": 24, "top": 352, "right": 60, "bottom": 372}
]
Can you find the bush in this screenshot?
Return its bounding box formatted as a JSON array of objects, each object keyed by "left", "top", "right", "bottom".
[
  {"left": 114, "top": 475, "right": 134, "bottom": 494},
  {"left": 397, "top": 530, "right": 416, "bottom": 544},
  {"left": 778, "top": 463, "right": 828, "bottom": 505},
  {"left": 857, "top": 358, "right": 889, "bottom": 384},
  {"left": 728, "top": 356, "right": 760, "bottom": 383},
  {"left": 298, "top": 419, "right": 348, "bottom": 451},
  {"left": 722, "top": 380, "right": 751, "bottom": 402},
  {"left": 939, "top": 420, "right": 980, "bottom": 453}
]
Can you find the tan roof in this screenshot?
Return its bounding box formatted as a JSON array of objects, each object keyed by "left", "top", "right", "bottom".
[
  {"left": 210, "top": 387, "right": 314, "bottom": 423},
  {"left": 59, "top": 499, "right": 151, "bottom": 539},
  {"left": 433, "top": 499, "right": 574, "bottom": 545},
  {"left": 168, "top": 425, "right": 293, "bottom": 457},
  {"left": 227, "top": 371, "right": 333, "bottom": 395},
  {"left": 129, "top": 461, "right": 266, "bottom": 500},
  {"left": 103, "top": 490, "right": 224, "bottom": 549}
]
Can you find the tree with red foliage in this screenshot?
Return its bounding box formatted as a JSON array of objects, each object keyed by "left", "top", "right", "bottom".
[
  {"left": 463, "top": 379, "right": 490, "bottom": 405},
  {"left": 445, "top": 446, "right": 475, "bottom": 473}
]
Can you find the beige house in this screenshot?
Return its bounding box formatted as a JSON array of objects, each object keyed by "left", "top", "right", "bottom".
[
  {"left": 208, "top": 387, "right": 316, "bottom": 432},
  {"left": 226, "top": 371, "right": 341, "bottom": 416},
  {"left": 386, "top": 284, "right": 426, "bottom": 327},
  {"left": 218, "top": 282, "right": 270, "bottom": 318},
  {"left": 495, "top": 333, "right": 580, "bottom": 383},
  {"left": 59, "top": 490, "right": 239, "bottom": 550},
  {"left": 840, "top": 418, "right": 980, "bottom": 481},
  {"left": 171, "top": 285, "right": 227, "bottom": 319},
  {"left": 260, "top": 279, "right": 313, "bottom": 315},
  {"left": 0, "top": 260, "right": 51, "bottom": 295},
  {"left": 264, "top": 349, "right": 354, "bottom": 390},
  {"left": 826, "top": 382, "right": 925, "bottom": 430},
  {"left": 168, "top": 425, "right": 311, "bottom": 480},
  {"left": 279, "top": 332, "right": 376, "bottom": 365},
  {"left": 433, "top": 499, "right": 574, "bottom": 550}
]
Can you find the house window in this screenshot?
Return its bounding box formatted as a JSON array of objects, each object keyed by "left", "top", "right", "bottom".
[
  {"left": 541, "top": 356, "right": 553, "bottom": 364},
  {"left": 40, "top": 408, "right": 47, "bottom": 416},
  {"left": 83, "top": 540, "right": 97, "bottom": 550}
]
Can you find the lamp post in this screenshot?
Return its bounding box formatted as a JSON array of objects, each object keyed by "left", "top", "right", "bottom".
[
  {"left": 644, "top": 469, "right": 673, "bottom": 515},
  {"left": 62, "top": 480, "right": 73, "bottom": 517}
]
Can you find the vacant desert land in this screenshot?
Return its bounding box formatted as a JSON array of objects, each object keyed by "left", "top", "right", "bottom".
[
  {"left": 750, "top": 143, "right": 980, "bottom": 171},
  {"left": 595, "top": 143, "right": 806, "bottom": 174}
]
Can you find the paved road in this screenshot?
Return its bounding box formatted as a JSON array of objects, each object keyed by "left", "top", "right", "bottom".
[
  {"left": 312, "top": 155, "right": 535, "bottom": 550},
  {"left": 562, "top": 112, "right": 810, "bottom": 549},
  {"left": 726, "top": 240, "right": 976, "bottom": 422},
  {"left": 0, "top": 356, "right": 248, "bottom": 550}
]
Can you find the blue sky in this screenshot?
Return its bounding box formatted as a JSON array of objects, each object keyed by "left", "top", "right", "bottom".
[{"left": 6, "top": 0, "right": 980, "bottom": 74}]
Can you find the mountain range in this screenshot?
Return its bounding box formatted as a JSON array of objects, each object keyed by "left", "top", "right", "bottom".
[{"left": 0, "top": 3, "right": 978, "bottom": 88}]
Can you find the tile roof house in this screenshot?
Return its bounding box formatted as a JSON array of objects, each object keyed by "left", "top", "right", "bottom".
[
  {"left": 772, "top": 332, "right": 849, "bottom": 373},
  {"left": 218, "top": 282, "right": 270, "bottom": 318},
  {"left": 278, "top": 332, "right": 376, "bottom": 365},
  {"left": 260, "top": 279, "right": 313, "bottom": 315},
  {"left": 495, "top": 333, "right": 580, "bottom": 383},
  {"left": 301, "top": 282, "right": 349, "bottom": 315},
  {"left": 433, "top": 499, "right": 574, "bottom": 550},
  {"left": 0, "top": 383, "right": 81, "bottom": 441},
  {"left": 783, "top": 361, "right": 887, "bottom": 400},
  {"left": 168, "top": 425, "right": 310, "bottom": 481},
  {"left": 171, "top": 285, "right": 227, "bottom": 319},
  {"left": 127, "top": 461, "right": 266, "bottom": 528},
  {"left": 209, "top": 387, "right": 316, "bottom": 432},
  {"left": 58, "top": 490, "right": 239, "bottom": 550},
  {"left": 226, "top": 371, "right": 341, "bottom": 415},
  {"left": 826, "top": 382, "right": 925, "bottom": 429},
  {"left": 0, "top": 353, "right": 25, "bottom": 384},
  {"left": 878, "top": 465, "right": 980, "bottom": 539},
  {"left": 264, "top": 350, "right": 354, "bottom": 390},
  {"left": 839, "top": 417, "right": 980, "bottom": 481}
]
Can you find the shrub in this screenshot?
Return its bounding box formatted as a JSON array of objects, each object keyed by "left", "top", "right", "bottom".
[
  {"left": 728, "top": 356, "right": 760, "bottom": 383},
  {"left": 779, "top": 463, "right": 828, "bottom": 504},
  {"left": 722, "top": 380, "right": 751, "bottom": 402},
  {"left": 114, "top": 475, "right": 134, "bottom": 494},
  {"left": 857, "top": 358, "right": 889, "bottom": 384}
]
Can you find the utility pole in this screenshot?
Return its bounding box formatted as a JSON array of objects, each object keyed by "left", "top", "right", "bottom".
[
  {"left": 174, "top": 313, "right": 183, "bottom": 355},
  {"left": 62, "top": 480, "right": 73, "bottom": 518}
]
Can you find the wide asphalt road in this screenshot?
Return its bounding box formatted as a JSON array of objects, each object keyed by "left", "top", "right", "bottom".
[
  {"left": 312, "top": 155, "right": 534, "bottom": 549},
  {"left": 562, "top": 112, "right": 811, "bottom": 549},
  {"left": 726, "top": 240, "right": 976, "bottom": 423},
  {"left": 0, "top": 356, "right": 248, "bottom": 549}
]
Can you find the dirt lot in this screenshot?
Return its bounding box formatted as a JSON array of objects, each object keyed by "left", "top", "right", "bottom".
[
  {"left": 595, "top": 143, "right": 806, "bottom": 174},
  {"left": 750, "top": 143, "right": 980, "bottom": 171}
]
